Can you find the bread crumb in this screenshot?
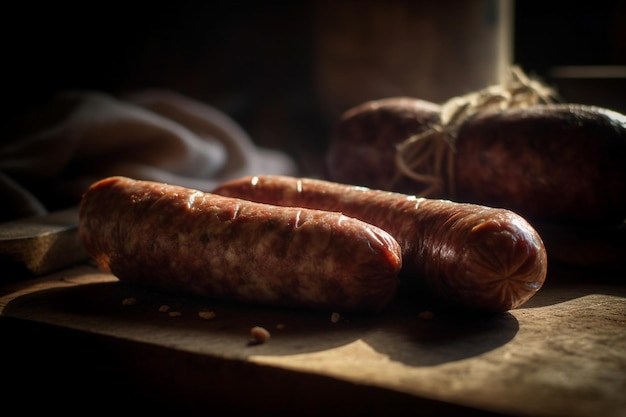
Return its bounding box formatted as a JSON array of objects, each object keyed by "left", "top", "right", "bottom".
[
  {"left": 198, "top": 310, "right": 217, "bottom": 320},
  {"left": 158, "top": 305, "right": 170, "bottom": 313},
  {"left": 122, "top": 297, "right": 137, "bottom": 306},
  {"left": 418, "top": 310, "right": 434, "bottom": 319},
  {"left": 330, "top": 312, "right": 341, "bottom": 323},
  {"left": 250, "top": 326, "right": 271, "bottom": 344},
  {"left": 168, "top": 311, "right": 182, "bottom": 317},
  {"left": 275, "top": 323, "right": 286, "bottom": 330}
]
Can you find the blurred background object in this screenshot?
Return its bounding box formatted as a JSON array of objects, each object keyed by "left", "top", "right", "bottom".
[
  {"left": 311, "top": 0, "right": 513, "bottom": 120},
  {"left": 4, "top": 0, "right": 625, "bottom": 177},
  {"left": 515, "top": 0, "right": 626, "bottom": 115}
]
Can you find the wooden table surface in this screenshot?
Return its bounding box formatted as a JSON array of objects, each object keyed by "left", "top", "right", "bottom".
[{"left": 1, "top": 260, "right": 625, "bottom": 417}]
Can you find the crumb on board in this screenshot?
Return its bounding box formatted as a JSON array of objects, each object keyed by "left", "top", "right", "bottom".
[
  {"left": 249, "top": 326, "right": 271, "bottom": 344},
  {"left": 158, "top": 305, "right": 171, "bottom": 313},
  {"left": 275, "top": 323, "right": 286, "bottom": 330},
  {"left": 418, "top": 310, "right": 434, "bottom": 319},
  {"left": 122, "top": 297, "right": 137, "bottom": 306},
  {"left": 331, "top": 312, "right": 341, "bottom": 323},
  {"left": 198, "top": 310, "right": 217, "bottom": 320},
  {"left": 168, "top": 311, "right": 182, "bottom": 317}
]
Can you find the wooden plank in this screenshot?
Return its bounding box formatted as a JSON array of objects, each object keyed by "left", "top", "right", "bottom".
[
  {"left": 1, "top": 263, "right": 625, "bottom": 417},
  {"left": 0, "top": 207, "right": 88, "bottom": 278}
]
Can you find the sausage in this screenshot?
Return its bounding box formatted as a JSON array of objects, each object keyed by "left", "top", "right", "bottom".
[
  {"left": 454, "top": 104, "right": 626, "bottom": 225},
  {"left": 326, "top": 100, "right": 626, "bottom": 225},
  {"left": 212, "top": 175, "right": 548, "bottom": 312},
  {"left": 78, "top": 176, "right": 402, "bottom": 312},
  {"left": 324, "top": 97, "right": 441, "bottom": 194}
]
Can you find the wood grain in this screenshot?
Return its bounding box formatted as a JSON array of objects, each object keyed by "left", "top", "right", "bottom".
[
  {"left": 0, "top": 207, "right": 87, "bottom": 278},
  {"left": 1, "top": 263, "right": 625, "bottom": 417}
]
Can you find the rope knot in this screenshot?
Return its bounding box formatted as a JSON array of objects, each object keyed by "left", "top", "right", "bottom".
[{"left": 392, "top": 66, "right": 559, "bottom": 197}]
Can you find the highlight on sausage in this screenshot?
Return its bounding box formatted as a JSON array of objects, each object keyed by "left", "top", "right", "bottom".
[
  {"left": 78, "top": 176, "right": 402, "bottom": 312},
  {"left": 212, "top": 175, "right": 549, "bottom": 312},
  {"left": 325, "top": 97, "right": 626, "bottom": 226}
]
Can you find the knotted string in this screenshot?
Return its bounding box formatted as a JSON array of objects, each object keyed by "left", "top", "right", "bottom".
[{"left": 391, "top": 66, "right": 559, "bottom": 197}]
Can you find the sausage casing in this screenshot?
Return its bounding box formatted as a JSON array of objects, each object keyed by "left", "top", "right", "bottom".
[
  {"left": 455, "top": 104, "right": 626, "bottom": 224},
  {"left": 212, "top": 175, "right": 548, "bottom": 312},
  {"left": 78, "top": 176, "right": 402, "bottom": 312},
  {"left": 325, "top": 97, "right": 441, "bottom": 194},
  {"left": 326, "top": 100, "right": 626, "bottom": 225}
]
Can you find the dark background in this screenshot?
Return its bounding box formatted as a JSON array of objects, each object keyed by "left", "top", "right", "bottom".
[{"left": 4, "top": 0, "right": 625, "bottom": 175}]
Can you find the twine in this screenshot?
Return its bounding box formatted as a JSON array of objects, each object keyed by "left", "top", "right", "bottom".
[{"left": 391, "top": 66, "right": 559, "bottom": 197}]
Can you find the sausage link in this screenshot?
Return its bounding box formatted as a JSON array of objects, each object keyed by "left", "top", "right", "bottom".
[
  {"left": 455, "top": 104, "right": 626, "bottom": 225},
  {"left": 325, "top": 97, "right": 441, "bottom": 194},
  {"left": 327, "top": 99, "right": 626, "bottom": 225},
  {"left": 78, "top": 176, "right": 402, "bottom": 312},
  {"left": 212, "top": 175, "right": 548, "bottom": 312}
]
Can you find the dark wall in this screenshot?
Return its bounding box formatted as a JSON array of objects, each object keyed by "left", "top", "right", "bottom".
[
  {"left": 5, "top": 1, "right": 625, "bottom": 174},
  {"left": 514, "top": 0, "right": 626, "bottom": 113},
  {"left": 5, "top": 2, "right": 324, "bottom": 172},
  {"left": 5, "top": 3, "right": 315, "bottom": 131},
  {"left": 514, "top": 0, "right": 625, "bottom": 74}
]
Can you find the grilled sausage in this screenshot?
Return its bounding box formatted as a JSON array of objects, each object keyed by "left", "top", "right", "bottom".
[
  {"left": 78, "top": 176, "right": 402, "bottom": 312},
  {"left": 212, "top": 175, "right": 548, "bottom": 312}
]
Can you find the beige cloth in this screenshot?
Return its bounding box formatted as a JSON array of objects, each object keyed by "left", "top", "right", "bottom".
[{"left": 0, "top": 89, "right": 298, "bottom": 222}]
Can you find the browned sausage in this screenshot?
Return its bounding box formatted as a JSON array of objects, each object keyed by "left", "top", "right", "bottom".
[
  {"left": 326, "top": 100, "right": 626, "bottom": 225},
  {"left": 324, "top": 97, "right": 441, "bottom": 194},
  {"left": 454, "top": 104, "right": 626, "bottom": 225},
  {"left": 78, "top": 176, "right": 402, "bottom": 312},
  {"left": 212, "top": 175, "right": 548, "bottom": 312}
]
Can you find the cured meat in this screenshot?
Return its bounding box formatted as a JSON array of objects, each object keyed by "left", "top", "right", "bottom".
[
  {"left": 326, "top": 99, "right": 626, "bottom": 225},
  {"left": 78, "top": 176, "right": 402, "bottom": 312},
  {"left": 324, "top": 97, "right": 441, "bottom": 194},
  {"left": 213, "top": 175, "right": 548, "bottom": 312},
  {"left": 454, "top": 105, "right": 626, "bottom": 225}
]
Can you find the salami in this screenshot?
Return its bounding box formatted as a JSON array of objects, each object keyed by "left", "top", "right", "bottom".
[
  {"left": 324, "top": 97, "right": 441, "bottom": 194},
  {"left": 326, "top": 98, "right": 626, "bottom": 225},
  {"left": 78, "top": 176, "right": 402, "bottom": 312},
  {"left": 453, "top": 105, "right": 626, "bottom": 225},
  {"left": 212, "top": 175, "right": 548, "bottom": 312}
]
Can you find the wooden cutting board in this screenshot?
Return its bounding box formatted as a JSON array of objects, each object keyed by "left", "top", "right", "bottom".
[
  {"left": 1, "top": 209, "right": 625, "bottom": 416},
  {"left": 0, "top": 207, "right": 87, "bottom": 278},
  {"left": 1, "top": 262, "right": 625, "bottom": 417}
]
